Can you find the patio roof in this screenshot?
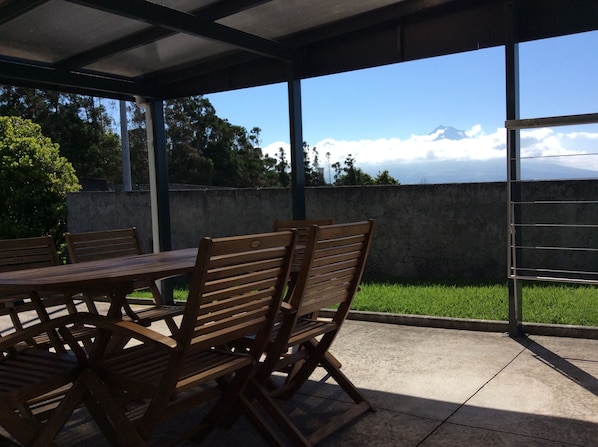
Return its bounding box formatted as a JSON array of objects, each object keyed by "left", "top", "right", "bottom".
[{"left": 1, "top": 0, "right": 597, "bottom": 101}]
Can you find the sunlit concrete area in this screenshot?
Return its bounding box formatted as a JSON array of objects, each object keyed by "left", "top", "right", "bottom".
[{"left": 3, "top": 305, "right": 597, "bottom": 446}]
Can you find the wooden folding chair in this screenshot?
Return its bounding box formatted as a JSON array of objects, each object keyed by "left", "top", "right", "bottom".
[
  {"left": 273, "top": 218, "right": 336, "bottom": 300},
  {"left": 0, "top": 236, "right": 97, "bottom": 351},
  {"left": 0, "top": 314, "right": 89, "bottom": 446},
  {"left": 65, "top": 227, "right": 183, "bottom": 334},
  {"left": 245, "top": 220, "right": 376, "bottom": 446},
  {"left": 73, "top": 230, "right": 296, "bottom": 446}
]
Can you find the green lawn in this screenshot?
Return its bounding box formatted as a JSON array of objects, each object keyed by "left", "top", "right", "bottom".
[
  {"left": 131, "top": 279, "right": 598, "bottom": 327},
  {"left": 353, "top": 280, "right": 598, "bottom": 326}
]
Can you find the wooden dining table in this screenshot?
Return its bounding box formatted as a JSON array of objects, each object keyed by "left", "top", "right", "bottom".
[{"left": 0, "top": 247, "right": 198, "bottom": 323}]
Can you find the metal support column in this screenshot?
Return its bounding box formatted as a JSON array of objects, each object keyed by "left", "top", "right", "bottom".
[
  {"left": 119, "top": 100, "right": 132, "bottom": 191},
  {"left": 505, "top": 0, "right": 523, "bottom": 336},
  {"left": 288, "top": 63, "right": 306, "bottom": 220},
  {"left": 139, "top": 98, "right": 174, "bottom": 304}
]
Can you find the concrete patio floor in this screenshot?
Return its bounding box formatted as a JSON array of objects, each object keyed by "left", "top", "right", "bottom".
[{"left": 3, "top": 308, "right": 598, "bottom": 446}]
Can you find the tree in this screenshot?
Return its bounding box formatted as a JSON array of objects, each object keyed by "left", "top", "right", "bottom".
[
  {"left": 0, "top": 86, "right": 122, "bottom": 184},
  {"left": 373, "top": 170, "right": 399, "bottom": 185},
  {"left": 130, "top": 97, "right": 281, "bottom": 188},
  {"left": 333, "top": 155, "right": 373, "bottom": 185},
  {"left": 274, "top": 147, "right": 291, "bottom": 187},
  {"left": 0, "top": 116, "right": 79, "bottom": 244},
  {"left": 304, "top": 144, "right": 326, "bottom": 186}
]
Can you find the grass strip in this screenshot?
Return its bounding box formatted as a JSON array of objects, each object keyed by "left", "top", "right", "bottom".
[{"left": 130, "top": 280, "right": 598, "bottom": 327}]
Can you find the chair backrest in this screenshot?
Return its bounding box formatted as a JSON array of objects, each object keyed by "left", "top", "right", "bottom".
[
  {"left": 0, "top": 236, "right": 60, "bottom": 305},
  {"left": 273, "top": 218, "right": 336, "bottom": 273},
  {"left": 0, "top": 235, "right": 59, "bottom": 273},
  {"left": 0, "top": 236, "right": 83, "bottom": 349},
  {"left": 178, "top": 231, "right": 296, "bottom": 356},
  {"left": 290, "top": 220, "right": 375, "bottom": 322},
  {"left": 65, "top": 227, "right": 143, "bottom": 263}
]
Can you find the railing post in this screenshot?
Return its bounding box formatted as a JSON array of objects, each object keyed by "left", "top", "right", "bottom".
[{"left": 505, "top": 0, "right": 523, "bottom": 336}]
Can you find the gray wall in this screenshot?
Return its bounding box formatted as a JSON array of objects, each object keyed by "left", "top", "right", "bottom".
[{"left": 66, "top": 180, "right": 598, "bottom": 280}]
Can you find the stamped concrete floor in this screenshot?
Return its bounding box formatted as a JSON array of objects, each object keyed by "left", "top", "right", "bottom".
[{"left": 3, "top": 309, "right": 598, "bottom": 446}]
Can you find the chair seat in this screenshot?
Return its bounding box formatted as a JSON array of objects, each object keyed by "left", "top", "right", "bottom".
[
  {"left": 32, "top": 326, "right": 97, "bottom": 348},
  {"left": 0, "top": 349, "right": 80, "bottom": 404},
  {"left": 101, "top": 344, "right": 253, "bottom": 395},
  {"left": 286, "top": 318, "right": 337, "bottom": 346},
  {"left": 127, "top": 304, "right": 184, "bottom": 323}
]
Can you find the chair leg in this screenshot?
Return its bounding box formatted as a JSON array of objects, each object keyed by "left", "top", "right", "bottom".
[
  {"left": 318, "top": 350, "right": 376, "bottom": 412},
  {"left": 248, "top": 378, "right": 312, "bottom": 447},
  {"left": 190, "top": 365, "right": 255, "bottom": 443},
  {"left": 238, "top": 392, "right": 286, "bottom": 447},
  {"left": 263, "top": 338, "right": 376, "bottom": 447},
  {"left": 81, "top": 370, "right": 148, "bottom": 447},
  {"left": 0, "top": 406, "right": 40, "bottom": 446},
  {"left": 32, "top": 377, "right": 88, "bottom": 447}
]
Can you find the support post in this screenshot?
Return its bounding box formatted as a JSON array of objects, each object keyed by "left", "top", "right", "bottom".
[
  {"left": 137, "top": 97, "right": 174, "bottom": 304},
  {"left": 120, "top": 100, "right": 132, "bottom": 191},
  {"left": 288, "top": 63, "right": 306, "bottom": 220},
  {"left": 506, "top": 0, "right": 523, "bottom": 336}
]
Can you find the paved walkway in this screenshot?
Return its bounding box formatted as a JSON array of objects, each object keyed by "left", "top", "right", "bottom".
[{"left": 3, "top": 308, "right": 598, "bottom": 446}]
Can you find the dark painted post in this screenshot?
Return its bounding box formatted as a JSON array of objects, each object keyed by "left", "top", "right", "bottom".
[
  {"left": 288, "top": 63, "right": 306, "bottom": 220},
  {"left": 505, "top": 0, "right": 523, "bottom": 336},
  {"left": 148, "top": 99, "right": 174, "bottom": 304}
]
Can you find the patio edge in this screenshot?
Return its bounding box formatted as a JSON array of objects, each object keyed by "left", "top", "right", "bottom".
[{"left": 318, "top": 309, "right": 598, "bottom": 339}]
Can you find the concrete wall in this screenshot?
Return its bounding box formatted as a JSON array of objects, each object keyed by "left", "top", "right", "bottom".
[{"left": 66, "top": 180, "right": 598, "bottom": 280}]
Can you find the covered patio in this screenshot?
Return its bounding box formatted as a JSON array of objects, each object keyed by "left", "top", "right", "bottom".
[
  {"left": 1, "top": 0, "right": 598, "bottom": 333},
  {"left": 1, "top": 2, "right": 598, "bottom": 445},
  {"left": 2, "top": 308, "right": 597, "bottom": 446}
]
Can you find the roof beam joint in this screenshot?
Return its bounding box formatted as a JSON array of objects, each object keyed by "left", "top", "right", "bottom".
[{"left": 65, "top": 0, "right": 293, "bottom": 61}]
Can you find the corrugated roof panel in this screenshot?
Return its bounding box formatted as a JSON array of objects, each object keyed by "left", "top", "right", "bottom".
[
  {"left": 0, "top": 0, "right": 147, "bottom": 63},
  {"left": 218, "top": 0, "right": 403, "bottom": 39},
  {"left": 85, "top": 33, "right": 235, "bottom": 78},
  {"left": 86, "top": 0, "right": 403, "bottom": 79}
]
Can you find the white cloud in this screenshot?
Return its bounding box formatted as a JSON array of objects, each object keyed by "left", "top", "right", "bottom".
[{"left": 263, "top": 124, "right": 598, "bottom": 172}]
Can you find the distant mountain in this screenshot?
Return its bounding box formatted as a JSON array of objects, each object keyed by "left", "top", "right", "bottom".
[
  {"left": 361, "top": 158, "right": 598, "bottom": 185},
  {"left": 429, "top": 125, "right": 467, "bottom": 141}
]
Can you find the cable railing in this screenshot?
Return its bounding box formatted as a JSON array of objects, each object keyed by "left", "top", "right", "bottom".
[{"left": 507, "top": 112, "right": 598, "bottom": 285}]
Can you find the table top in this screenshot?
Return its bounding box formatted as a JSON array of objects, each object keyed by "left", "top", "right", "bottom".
[{"left": 0, "top": 247, "right": 198, "bottom": 294}]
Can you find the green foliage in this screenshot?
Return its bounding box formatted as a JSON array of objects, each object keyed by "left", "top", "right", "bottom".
[
  {"left": 373, "top": 169, "right": 399, "bottom": 185},
  {"left": 303, "top": 144, "right": 326, "bottom": 186},
  {"left": 0, "top": 87, "right": 122, "bottom": 183},
  {"left": 129, "top": 97, "right": 283, "bottom": 188},
  {"left": 333, "top": 155, "right": 373, "bottom": 185},
  {"left": 0, "top": 116, "right": 80, "bottom": 243}
]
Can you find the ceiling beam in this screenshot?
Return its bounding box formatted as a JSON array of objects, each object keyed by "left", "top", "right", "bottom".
[
  {"left": 65, "top": 0, "right": 292, "bottom": 61},
  {"left": 0, "top": 58, "right": 151, "bottom": 98},
  {"left": 57, "top": 0, "right": 272, "bottom": 70},
  {"left": 145, "top": 0, "right": 471, "bottom": 90}
]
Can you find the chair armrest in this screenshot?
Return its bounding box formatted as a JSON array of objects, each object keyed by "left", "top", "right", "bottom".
[
  {"left": 75, "top": 313, "right": 179, "bottom": 351},
  {"left": 280, "top": 301, "right": 297, "bottom": 315},
  {"left": 0, "top": 313, "right": 82, "bottom": 352}
]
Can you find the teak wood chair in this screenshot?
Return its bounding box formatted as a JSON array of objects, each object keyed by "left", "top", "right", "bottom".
[
  {"left": 65, "top": 227, "right": 183, "bottom": 334},
  {"left": 0, "top": 314, "right": 89, "bottom": 446},
  {"left": 0, "top": 236, "right": 96, "bottom": 351},
  {"left": 74, "top": 230, "right": 296, "bottom": 446},
  {"left": 273, "top": 218, "right": 336, "bottom": 290},
  {"left": 244, "top": 220, "right": 376, "bottom": 446}
]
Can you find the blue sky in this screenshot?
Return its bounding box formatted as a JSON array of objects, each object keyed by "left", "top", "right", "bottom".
[{"left": 205, "top": 30, "right": 598, "bottom": 182}]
